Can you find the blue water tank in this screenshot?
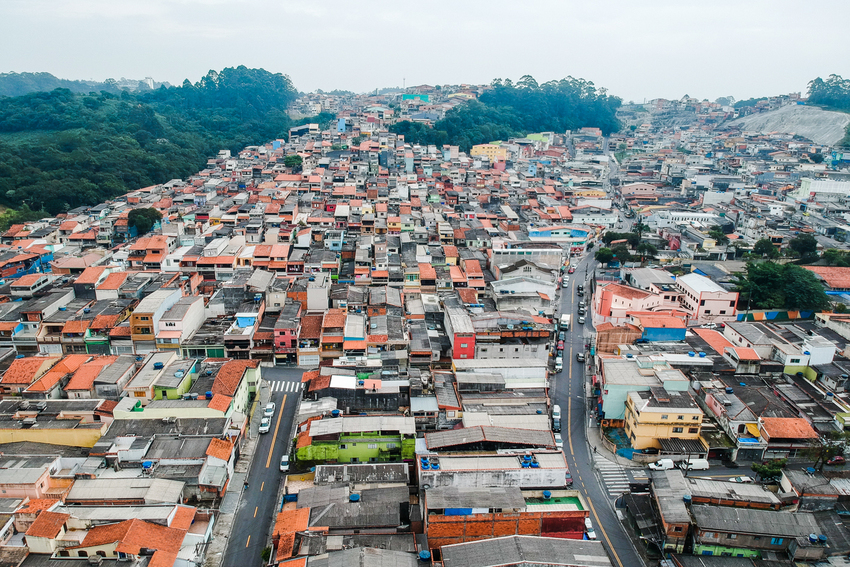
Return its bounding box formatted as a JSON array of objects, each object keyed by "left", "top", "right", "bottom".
[
  {"left": 153, "top": 362, "right": 164, "bottom": 370},
  {"left": 543, "top": 490, "right": 552, "bottom": 499},
  {"left": 688, "top": 351, "right": 695, "bottom": 357},
  {"left": 142, "top": 461, "right": 153, "bottom": 469},
  {"left": 818, "top": 534, "right": 827, "bottom": 543},
  {"left": 521, "top": 461, "right": 530, "bottom": 468},
  {"left": 804, "top": 351, "right": 811, "bottom": 356},
  {"left": 15, "top": 354, "right": 24, "bottom": 359},
  {"left": 530, "top": 462, "right": 540, "bottom": 468},
  {"left": 698, "top": 352, "right": 706, "bottom": 358},
  {"left": 683, "top": 494, "right": 692, "bottom": 504},
  {"left": 809, "top": 534, "right": 818, "bottom": 544},
  {"left": 419, "top": 551, "right": 432, "bottom": 561},
  {"left": 523, "top": 455, "right": 533, "bottom": 461},
  {"left": 536, "top": 409, "right": 543, "bottom": 414},
  {"left": 205, "top": 391, "right": 213, "bottom": 399},
  {"left": 725, "top": 387, "right": 734, "bottom": 394},
  {"left": 739, "top": 382, "right": 746, "bottom": 387},
  {"left": 349, "top": 493, "right": 360, "bottom": 502},
  {"left": 331, "top": 409, "right": 341, "bottom": 417},
  {"left": 431, "top": 463, "right": 440, "bottom": 470}
]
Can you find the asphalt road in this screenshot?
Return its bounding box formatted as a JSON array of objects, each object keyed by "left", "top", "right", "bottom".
[
  {"left": 551, "top": 251, "right": 645, "bottom": 567},
  {"left": 223, "top": 366, "right": 303, "bottom": 567}
]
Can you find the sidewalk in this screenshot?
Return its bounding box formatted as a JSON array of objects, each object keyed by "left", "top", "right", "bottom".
[{"left": 204, "top": 381, "right": 270, "bottom": 567}]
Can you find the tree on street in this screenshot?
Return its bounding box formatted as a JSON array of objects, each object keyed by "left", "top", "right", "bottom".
[
  {"left": 708, "top": 226, "right": 729, "bottom": 245},
  {"left": 734, "top": 262, "right": 830, "bottom": 311},
  {"left": 789, "top": 233, "right": 819, "bottom": 263},
  {"left": 595, "top": 247, "right": 614, "bottom": 266},
  {"left": 753, "top": 238, "right": 779, "bottom": 259}
]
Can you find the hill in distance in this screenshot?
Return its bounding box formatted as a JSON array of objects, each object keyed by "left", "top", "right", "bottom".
[{"left": 0, "top": 72, "right": 170, "bottom": 98}]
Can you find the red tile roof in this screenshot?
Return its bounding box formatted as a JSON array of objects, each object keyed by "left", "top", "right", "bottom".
[
  {"left": 207, "top": 394, "right": 232, "bottom": 413},
  {"left": 1, "top": 356, "right": 60, "bottom": 385},
  {"left": 15, "top": 498, "right": 60, "bottom": 515},
  {"left": 206, "top": 438, "right": 233, "bottom": 461},
  {"left": 98, "top": 272, "right": 129, "bottom": 290},
  {"left": 74, "top": 266, "right": 106, "bottom": 285},
  {"left": 760, "top": 417, "right": 818, "bottom": 440},
  {"left": 692, "top": 328, "right": 733, "bottom": 355},
  {"left": 804, "top": 266, "right": 850, "bottom": 289},
  {"left": 211, "top": 360, "right": 257, "bottom": 397},
  {"left": 26, "top": 511, "right": 69, "bottom": 539}
]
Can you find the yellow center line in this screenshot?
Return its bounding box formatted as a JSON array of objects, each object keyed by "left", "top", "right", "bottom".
[
  {"left": 266, "top": 394, "right": 287, "bottom": 468},
  {"left": 586, "top": 495, "right": 624, "bottom": 567},
  {"left": 568, "top": 350, "right": 574, "bottom": 455},
  {"left": 260, "top": 481, "right": 264, "bottom": 492},
  {"left": 245, "top": 535, "right": 251, "bottom": 548},
  {"left": 254, "top": 507, "right": 258, "bottom": 518}
]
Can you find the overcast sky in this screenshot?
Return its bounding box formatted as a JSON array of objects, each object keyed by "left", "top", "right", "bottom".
[{"left": 5, "top": 0, "right": 848, "bottom": 103}]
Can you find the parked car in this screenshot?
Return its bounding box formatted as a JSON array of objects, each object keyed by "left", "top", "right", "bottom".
[
  {"left": 554, "top": 433, "right": 563, "bottom": 450},
  {"left": 648, "top": 459, "right": 676, "bottom": 471},
  {"left": 827, "top": 455, "right": 846, "bottom": 465},
  {"left": 585, "top": 517, "right": 597, "bottom": 540},
  {"left": 280, "top": 455, "right": 290, "bottom": 472},
  {"left": 577, "top": 316, "right": 585, "bottom": 325},
  {"left": 564, "top": 275, "right": 570, "bottom": 282},
  {"left": 678, "top": 459, "right": 710, "bottom": 471},
  {"left": 264, "top": 402, "right": 276, "bottom": 417},
  {"left": 259, "top": 417, "right": 271, "bottom": 434},
  {"left": 568, "top": 267, "right": 576, "bottom": 274},
  {"left": 558, "top": 332, "right": 566, "bottom": 341},
  {"left": 576, "top": 352, "right": 586, "bottom": 363},
  {"left": 558, "top": 340, "right": 565, "bottom": 350},
  {"left": 730, "top": 476, "right": 754, "bottom": 483},
  {"left": 565, "top": 470, "right": 573, "bottom": 486}
]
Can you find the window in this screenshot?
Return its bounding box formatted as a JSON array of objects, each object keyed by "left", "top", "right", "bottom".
[
  {"left": 672, "top": 427, "right": 683, "bottom": 433},
  {"left": 771, "top": 538, "right": 783, "bottom": 545},
  {"left": 386, "top": 443, "right": 397, "bottom": 449},
  {"left": 661, "top": 415, "right": 668, "bottom": 419},
  {"left": 728, "top": 534, "right": 737, "bottom": 540},
  {"left": 719, "top": 310, "right": 726, "bottom": 314},
  {"left": 460, "top": 343, "right": 468, "bottom": 349},
  {"left": 700, "top": 299, "right": 705, "bottom": 306},
  {"left": 368, "top": 444, "right": 377, "bottom": 449},
  {"left": 693, "top": 416, "right": 700, "bottom": 420},
  {"left": 139, "top": 316, "right": 150, "bottom": 321},
  {"left": 730, "top": 300, "right": 735, "bottom": 307},
  {"left": 704, "top": 310, "right": 710, "bottom": 315},
  {"left": 689, "top": 427, "right": 699, "bottom": 433},
  {"left": 674, "top": 526, "right": 683, "bottom": 532},
  {"left": 677, "top": 415, "right": 684, "bottom": 420},
  {"left": 790, "top": 358, "right": 800, "bottom": 364},
  {"left": 339, "top": 444, "right": 346, "bottom": 450}
]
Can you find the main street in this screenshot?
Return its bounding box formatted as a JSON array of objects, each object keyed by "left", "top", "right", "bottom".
[
  {"left": 550, "top": 250, "right": 645, "bottom": 567},
  {"left": 222, "top": 367, "right": 303, "bottom": 567}
]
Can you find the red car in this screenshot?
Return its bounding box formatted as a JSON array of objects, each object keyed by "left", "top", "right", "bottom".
[
  {"left": 568, "top": 267, "right": 576, "bottom": 274},
  {"left": 557, "top": 340, "right": 565, "bottom": 350},
  {"left": 827, "top": 456, "right": 846, "bottom": 465}
]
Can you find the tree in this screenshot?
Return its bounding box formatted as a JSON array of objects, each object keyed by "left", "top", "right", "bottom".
[
  {"left": 636, "top": 242, "right": 657, "bottom": 262},
  {"left": 734, "top": 262, "right": 830, "bottom": 311},
  {"left": 611, "top": 244, "right": 631, "bottom": 264},
  {"left": 127, "top": 207, "right": 163, "bottom": 236},
  {"left": 789, "top": 233, "right": 819, "bottom": 263},
  {"left": 802, "top": 431, "right": 850, "bottom": 471},
  {"left": 751, "top": 458, "right": 787, "bottom": 481},
  {"left": 810, "top": 153, "right": 825, "bottom": 164},
  {"left": 708, "top": 226, "right": 729, "bottom": 245},
  {"left": 595, "top": 248, "right": 614, "bottom": 266},
  {"left": 284, "top": 154, "right": 303, "bottom": 169},
  {"left": 753, "top": 238, "right": 779, "bottom": 259},
  {"left": 586, "top": 242, "right": 594, "bottom": 251},
  {"left": 823, "top": 248, "right": 850, "bottom": 267},
  {"left": 631, "top": 220, "right": 650, "bottom": 242}
]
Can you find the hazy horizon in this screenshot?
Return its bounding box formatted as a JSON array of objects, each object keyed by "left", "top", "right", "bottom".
[{"left": 5, "top": 0, "right": 849, "bottom": 103}]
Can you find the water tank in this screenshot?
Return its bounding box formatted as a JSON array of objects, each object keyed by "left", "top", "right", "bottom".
[
  {"left": 683, "top": 494, "right": 692, "bottom": 504},
  {"left": 828, "top": 392, "right": 835, "bottom": 398},
  {"left": 536, "top": 409, "right": 543, "bottom": 414},
  {"left": 205, "top": 391, "right": 213, "bottom": 399},
  {"left": 331, "top": 409, "right": 341, "bottom": 418},
  {"left": 523, "top": 455, "right": 533, "bottom": 461},
  {"left": 521, "top": 461, "right": 530, "bottom": 468},
  {"left": 543, "top": 490, "right": 552, "bottom": 499},
  {"left": 153, "top": 362, "right": 164, "bottom": 370},
  {"left": 142, "top": 461, "right": 153, "bottom": 469},
  {"left": 739, "top": 382, "right": 746, "bottom": 387},
  {"left": 804, "top": 351, "right": 811, "bottom": 356},
  {"left": 15, "top": 354, "right": 24, "bottom": 359},
  {"left": 83, "top": 307, "right": 91, "bottom": 314},
  {"left": 431, "top": 463, "right": 440, "bottom": 470},
  {"left": 530, "top": 462, "right": 540, "bottom": 468},
  {"left": 698, "top": 352, "right": 706, "bottom": 358},
  {"left": 58, "top": 306, "right": 66, "bottom": 311},
  {"left": 809, "top": 534, "right": 818, "bottom": 544},
  {"left": 688, "top": 351, "right": 695, "bottom": 357},
  {"left": 349, "top": 493, "right": 361, "bottom": 502},
  {"left": 419, "top": 551, "right": 432, "bottom": 562},
  {"left": 174, "top": 371, "right": 184, "bottom": 379},
  {"left": 818, "top": 534, "right": 827, "bottom": 543}
]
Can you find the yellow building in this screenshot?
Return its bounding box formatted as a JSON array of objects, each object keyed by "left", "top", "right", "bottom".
[
  {"left": 470, "top": 143, "right": 507, "bottom": 162},
  {"left": 624, "top": 388, "right": 703, "bottom": 450}
]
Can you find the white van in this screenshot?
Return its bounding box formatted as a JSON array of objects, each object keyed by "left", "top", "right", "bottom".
[
  {"left": 648, "top": 459, "right": 676, "bottom": 471},
  {"left": 679, "top": 459, "right": 710, "bottom": 471},
  {"left": 552, "top": 405, "right": 562, "bottom": 420},
  {"left": 555, "top": 357, "right": 563, "bottom": 372}
]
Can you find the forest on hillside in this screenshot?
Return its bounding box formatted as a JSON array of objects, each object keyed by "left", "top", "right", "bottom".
[
  {"left": 0, "top": 66, "right": 298, "bottom": 220},
  {"left": 389, "top": 76, "right": 621, "bottom": 151}
]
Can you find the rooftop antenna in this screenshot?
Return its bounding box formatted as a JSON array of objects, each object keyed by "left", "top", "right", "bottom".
[{"left": 403, "top": 77, "right": 406, "bottom": 89}]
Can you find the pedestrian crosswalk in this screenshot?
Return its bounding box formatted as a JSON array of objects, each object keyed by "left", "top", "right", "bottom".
[
  {"left": 269, "top": 380, "right": 304, "bottom": 393},
  {"left": 595, "top": 457, "right": 631, "bottom": 496}
]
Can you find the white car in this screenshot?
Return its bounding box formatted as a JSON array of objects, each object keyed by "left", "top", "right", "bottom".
[
  {"left": 280, "top": 455, "right": 290, "bottom": 472},
  {"left": 730, "top": 476, "right": 754, "bottom": 483},
  {"left": 259, "top": 417, "right": 271, "bottom": 434},
  {"left": 564, "top": 275, "right": 570, "bottom": 282},
  {"left": 585, "top": 517, "right": 597, "bottom": 540},
  {"left": 264, "top": 402, "right": 276, "bottom": 417},
  {"left": 554, "top": 433, "right": 563, "bottom": 450}
]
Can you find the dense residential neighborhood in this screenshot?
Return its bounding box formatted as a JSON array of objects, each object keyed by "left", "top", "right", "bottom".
[{"left": 2, "top": 85, "right": 850, "bottom": 567}]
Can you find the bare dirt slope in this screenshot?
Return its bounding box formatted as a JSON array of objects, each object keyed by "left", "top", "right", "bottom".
[{"left": 728, "top": 104, "right": 849, "bottom": 146}]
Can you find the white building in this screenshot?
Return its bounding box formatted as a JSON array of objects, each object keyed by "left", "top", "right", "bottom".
[
  {"left": 675, "top": 273, "right": 738, "bottom": 325},
  {"left": 789, "top": 178, "right": 850, "bottom": 203}
]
